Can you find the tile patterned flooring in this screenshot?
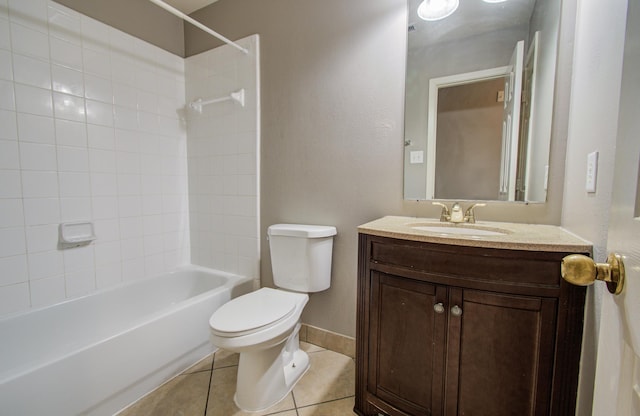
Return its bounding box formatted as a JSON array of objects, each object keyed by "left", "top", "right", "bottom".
[{"left": 117, "top": 342, "right": 356, "bottom": 415}]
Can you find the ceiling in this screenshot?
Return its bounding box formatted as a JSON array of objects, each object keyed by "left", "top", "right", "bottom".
[{"left": 163, "top": 0, "right": 219, "bottom": 14}]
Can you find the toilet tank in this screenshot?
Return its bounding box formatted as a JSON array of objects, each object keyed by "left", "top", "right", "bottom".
[{"left": 267, "top": 224, "right": 337, "bottom": 293}]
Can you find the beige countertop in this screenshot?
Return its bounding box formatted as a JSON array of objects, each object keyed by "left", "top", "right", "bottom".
[{"left": 358, "top": 216, "right": 592, "bottom": 253}]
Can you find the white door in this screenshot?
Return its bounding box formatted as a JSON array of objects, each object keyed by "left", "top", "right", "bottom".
[
  {"left": 592, "top": 0, "right": 640, "bottom": 413},
  {"left": 519, "top": 32, "right": 539, "bottom": 202},
  {"left": 498, "top": 40, "right": 524, "bottom": 201}
]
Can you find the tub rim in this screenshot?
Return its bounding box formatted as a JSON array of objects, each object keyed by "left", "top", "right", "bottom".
[{"left": 0, "top": 264, "right": 248, "bottom": 323}]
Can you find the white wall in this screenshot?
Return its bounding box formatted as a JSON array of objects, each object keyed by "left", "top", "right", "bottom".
[
  {"left": 185, "top": 35, "right": 260, "bottom": 283},
  {"left": 0, "top": 0, "right": 190, "bottom": 317}
]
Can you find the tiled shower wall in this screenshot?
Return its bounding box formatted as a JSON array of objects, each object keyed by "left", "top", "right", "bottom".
[
  {"left": 0, "top": 0, "right": 190, "bottom": 316},
  {"left": 185, "top": 35, "right": 260, "bottom": 285}
]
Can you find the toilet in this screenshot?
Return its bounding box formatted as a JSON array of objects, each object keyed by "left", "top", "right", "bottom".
[{"left": 209, "top": 223, "right": 337, "bottom": 412}]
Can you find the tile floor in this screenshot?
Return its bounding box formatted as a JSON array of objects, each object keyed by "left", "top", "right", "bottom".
[{"left": 117, "top": 342, "right": 356, "bottom": 415}]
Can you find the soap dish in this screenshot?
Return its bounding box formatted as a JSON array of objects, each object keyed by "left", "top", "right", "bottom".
[{"left": 59, "top": 222, "right": 96, "bottom": 248}]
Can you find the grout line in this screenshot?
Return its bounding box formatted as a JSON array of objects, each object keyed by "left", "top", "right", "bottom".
[
  {"left": 211, "top": 363, "right": 238, "bottom": 370},
  {"left": 291, "top": 390, "right": 300, "bottom": 416},
  {"left": 203, "top": 353, "right": 215, "bottom": 416},
  {"left": 189, "top": 368, "right": 213, "bottom": 374},
  {"left": 295, "top": 394, "right": 356, "bottom": 411}
]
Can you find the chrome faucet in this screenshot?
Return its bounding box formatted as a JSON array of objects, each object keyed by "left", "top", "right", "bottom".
[{"left": 432, "top": 202, "right": 486, "bottom": 224}]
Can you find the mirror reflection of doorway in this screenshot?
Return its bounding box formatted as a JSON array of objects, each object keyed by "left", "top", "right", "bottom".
[
  {"left": 425, "top": 41, "right": 526, "bottom": 201},
  {"left": 435, "top": 78, "right": 506, "bottom": 200},
  {"left": 517, "top": 32, "right": 541, "bottom": 202}
]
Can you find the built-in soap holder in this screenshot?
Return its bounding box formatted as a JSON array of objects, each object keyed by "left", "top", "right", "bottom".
[{"left": 59, "top": 222, "right": 96, "bottom": 249}]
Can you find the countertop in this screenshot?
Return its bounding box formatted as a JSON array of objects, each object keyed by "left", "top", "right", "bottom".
[{"left": 358, "top": 216, "right": 592, "bottom": 253}]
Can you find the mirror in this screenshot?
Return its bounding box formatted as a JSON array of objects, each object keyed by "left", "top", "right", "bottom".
[{"left": 403, "top": 0, "right": 560, "bottom": 202}]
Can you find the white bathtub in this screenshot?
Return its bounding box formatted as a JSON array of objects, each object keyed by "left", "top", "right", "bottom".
[{"left": 0, "top": 265, "right": 253, "bottom": 416}]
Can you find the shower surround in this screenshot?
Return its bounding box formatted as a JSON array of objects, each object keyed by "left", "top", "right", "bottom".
[
  {"left": 0, "top": 0, "right": 260, "bottom": 318},
  {"left": 185, "top": 34, "right": 261, "bottom": 289}
]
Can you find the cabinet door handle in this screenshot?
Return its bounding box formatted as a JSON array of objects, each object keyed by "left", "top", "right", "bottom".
[
  {"left": 451, "top": 305, "right": 463, "bottom": 317},
  {"left": 433, "top": 302, "right": 445, "bottom": 314}
]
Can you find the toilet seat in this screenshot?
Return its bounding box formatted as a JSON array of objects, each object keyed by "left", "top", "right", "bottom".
[{"left": 209, "top": 288, "right": 301, "bottom": 337}]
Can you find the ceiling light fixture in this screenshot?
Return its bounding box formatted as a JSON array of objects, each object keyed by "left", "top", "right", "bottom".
[
  {"left": 417, "top": 0, "right": 459, "bottom": 21},
  {"left": 482, "top": 0, "right": 508, "bottom": 3}
]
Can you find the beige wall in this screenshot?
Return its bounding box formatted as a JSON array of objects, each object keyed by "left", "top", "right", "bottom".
[
  {"left": 53, "top": 0, "right": 185, "bottom": 56},
  {"left": 187, "top": 0, "right": 408, "bottom": 337},
  {"left": 186, "top": 0, "right": 576, "bottom": 337}
]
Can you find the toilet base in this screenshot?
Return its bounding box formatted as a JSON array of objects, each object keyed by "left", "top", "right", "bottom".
[{"left": 233, "top": 324, "right": 309, "bottom": 412}]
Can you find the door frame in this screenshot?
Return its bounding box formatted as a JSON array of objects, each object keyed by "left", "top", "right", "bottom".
[{"left": 426, "top": 66, "right": 509, "bottom": 199}]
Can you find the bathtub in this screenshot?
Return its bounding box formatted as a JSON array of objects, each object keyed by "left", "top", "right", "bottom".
[{"left": 0, "top": 265, "right": 253, "bottom": 416}]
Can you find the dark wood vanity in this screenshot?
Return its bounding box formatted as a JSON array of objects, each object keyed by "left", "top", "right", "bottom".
[{"left": 355, "top": 217, "right": 590, "bottom": 416}]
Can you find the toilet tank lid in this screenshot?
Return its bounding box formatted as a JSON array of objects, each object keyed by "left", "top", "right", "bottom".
[{"left": 268, "top": 224, "right": 337, "bottom": 238}]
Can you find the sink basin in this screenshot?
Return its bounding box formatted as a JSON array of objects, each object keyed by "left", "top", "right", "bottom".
[{"left": 408, "top": 223, "right": 509, "bottom": 237}]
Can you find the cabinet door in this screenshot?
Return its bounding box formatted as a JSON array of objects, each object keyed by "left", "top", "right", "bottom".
[
  {"left": 445, "top": 288, "right": 557, "bottom": 416},
  {"left": 368, "top": 271, "right": 447, "bottom": 415}
]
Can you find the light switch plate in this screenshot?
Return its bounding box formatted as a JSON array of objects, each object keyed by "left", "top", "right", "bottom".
[
  {"left": 586, "top": 151, "right": 598, "bottom": 193},
  {"left": 410, "top": 151, "right": 424, "bottom": 164}
]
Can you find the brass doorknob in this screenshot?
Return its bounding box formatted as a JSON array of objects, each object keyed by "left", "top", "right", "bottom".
[{"left": 561, "top": 253, "right": 625, "bottom": 295}]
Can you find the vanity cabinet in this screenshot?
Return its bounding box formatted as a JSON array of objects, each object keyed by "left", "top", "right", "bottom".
[{"left": 355, "top": 233, "right": 588, "bottom": 416}]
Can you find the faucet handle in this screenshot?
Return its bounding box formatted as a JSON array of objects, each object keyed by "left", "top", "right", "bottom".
[
  {"left": 464, "top": 203, "right": 486, "bottom": 224},
  {"left": 432, "top": 202, "right": 450, "bottom": 222}
]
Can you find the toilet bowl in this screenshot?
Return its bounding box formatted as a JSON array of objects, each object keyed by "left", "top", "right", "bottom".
[
  {"left": 208, "top": 224, "right": 336, "bottom": 412},
  {"left": 209, "top": 288, "right": 310, "bottom": 411}
]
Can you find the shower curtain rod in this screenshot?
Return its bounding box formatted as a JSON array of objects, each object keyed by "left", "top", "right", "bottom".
[{"left": 147, "top": 0, "right": 249, "bottom": 54}]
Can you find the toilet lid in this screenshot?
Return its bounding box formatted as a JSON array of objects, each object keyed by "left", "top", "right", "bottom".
[{"left": 209, "top": 288, "right": 299, "bottom": 336}]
